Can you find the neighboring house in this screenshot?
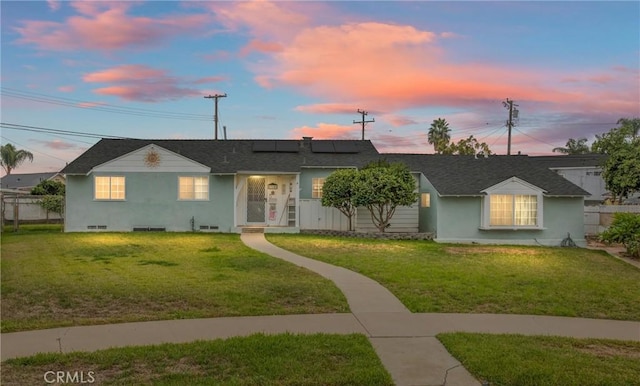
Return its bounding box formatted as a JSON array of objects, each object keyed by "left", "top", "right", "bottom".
[
  {"left": 0, "top": 172, "right": 65, "bottom": 192},
  {"left": 529, "top": 155, "right": 608, "bottom": 205},
  {"left": 61, "top": 138, "right": 589, "bottom": 246}
]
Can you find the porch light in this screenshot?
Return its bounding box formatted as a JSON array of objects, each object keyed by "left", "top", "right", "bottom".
[{"left": 268, "top": 183, "right": 278, "bottom": 190}]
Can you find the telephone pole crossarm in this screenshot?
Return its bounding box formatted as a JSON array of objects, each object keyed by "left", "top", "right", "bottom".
[
  {"left": 204, "top": 93, "right": 227, "bottom": 140},
  {"left": 353, "top": 109, "right": 375, "bottom": 140}
]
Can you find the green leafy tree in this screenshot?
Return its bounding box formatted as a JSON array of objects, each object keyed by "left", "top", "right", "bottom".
[
  {"left": 353, "top": 162, "right": 418, "bottom": 232},
  {"left": 427, "top": 118, "right": 451, "bottom": 154},
  {"left": 1, "top": 143, "right": 34, "bottom": 175},
  {"left": 553, "top": 138, "right": 590, "bottom": 154},
  {"left": 321, "top": 169, "right": 359, "bottom": 231},
  {"left": 443, "top": 135, "right": 493, "bottom": 155},
  {"left": 30, "top": 180, "right": 65, "bottom": 196},
  {"left": 592, "top": 118, "right": 640, "bottom": 204},
  {"left": 31, "top": 179, "right": 65, "bottom": 222}
]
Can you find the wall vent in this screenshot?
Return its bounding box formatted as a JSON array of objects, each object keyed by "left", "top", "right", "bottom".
[
  {"left": 199, "top": 225, "right": 219, "bottom": 231},
  {"left": 87, "top": 225, "right": 107, "bottom": 230},
  {"left": 133, "top": 227, "right": 166, "bottom": 232}
]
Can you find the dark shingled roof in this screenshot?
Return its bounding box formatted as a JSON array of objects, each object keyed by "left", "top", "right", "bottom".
[
  {"left": 381, "top": 154, "right": 590, "bottom": 197},
  {"left": 61, "top": 139, "right": 382, "bottom": 174},
  {"left": 61, "top": 139, "right": 589, "bottom": 197},
  {"left": 1, "top": 172, "right": 58, "bottom": 190}
]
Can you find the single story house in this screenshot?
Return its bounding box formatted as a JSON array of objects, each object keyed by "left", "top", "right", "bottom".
[
  {"left": 61, "top": 138, "right": 589, "bottom": 246},
  {"left": 0, "top": 172, "right": 65, "bottom": 192}
]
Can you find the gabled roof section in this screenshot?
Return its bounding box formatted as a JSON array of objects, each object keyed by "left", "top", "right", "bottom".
[
  {"left": 62, "top": 139, "right": 381, "bottom": 175},
  {"left": 481, "top": 176, "right": 547, "bottom": 194},
  {"left": 92, "top": 143, "right": 210, "bottom": 173},
  {"left": 381, "top": 154, "right": 589, "bottom": 197}
]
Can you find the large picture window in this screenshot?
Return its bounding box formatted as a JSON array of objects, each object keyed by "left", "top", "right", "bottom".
[
  {"left": 179, "top": 176, "right": 209, "bottom": 200},
  {"left": 312, "top": 178, "right": 325, "bottom": 199},
  {"left": 95, "top": 176, "right": 125, "bottom": 200},
  {"left": 489, "top": 194, "right": 538, "bottom": 227}
]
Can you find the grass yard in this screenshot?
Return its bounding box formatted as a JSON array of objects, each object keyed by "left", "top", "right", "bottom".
[
  {"left": 438, "top": 333, "right": 640, "bottom": 386},
  {"left": 1, "top": 230, "right": 348, "bottom": 332},
  {"left": 1, "top": 333, "right": 393, "bottom": 385},
  {"left": 266, "top": 234, "right": 640, "bottom": 320}
]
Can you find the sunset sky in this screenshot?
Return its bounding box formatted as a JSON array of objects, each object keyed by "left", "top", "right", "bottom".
[{"left": 1, "top": 1, "right": 638, "bottom": 174}]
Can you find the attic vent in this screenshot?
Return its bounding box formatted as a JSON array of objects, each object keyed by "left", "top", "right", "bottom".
[{"left": 133, "top": 227, "right": 166, "bottom": 232}]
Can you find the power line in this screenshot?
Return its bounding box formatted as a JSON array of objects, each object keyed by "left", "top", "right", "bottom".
[
  {"left": 513, "top": 127, "right": 559, "bottom": 148},
  {"left": 1, "top": 122, "right": 134, "bottom": 140},
  {"left": 1, "top": 135, "right": 70, "bottom": 163},
  {"left": 1, "top": 87, "right": 213, "bottom": 121}
]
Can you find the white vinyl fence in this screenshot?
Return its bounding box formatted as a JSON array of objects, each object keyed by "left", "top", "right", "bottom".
[
  {"left": 584, "top": 205, "right": 640, "bottom": 236},
  {"left": 1, "top": 194, "right": 63, "bottom": 223}
]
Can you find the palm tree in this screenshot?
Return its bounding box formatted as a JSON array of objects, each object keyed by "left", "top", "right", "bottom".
[
  {"left": 428, "top": 118, "right": 451, "bottom": 154},
  {"left": 1, "top": 143, "right": 34, "bottom": 175},
  {"left": 552, "top": 138, "right": 590, "bottom": 154}
]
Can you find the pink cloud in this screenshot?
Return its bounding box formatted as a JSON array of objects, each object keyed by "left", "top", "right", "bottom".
[
  {"left": 209, "top": 1, "right": 310, "bottom": 41},
  {"left": 83, "top": 65, "right": 217, "bottom": 102},
  {"left": 245, "top": 18, "right": 635, "bottom": 120},
  {"left": 295, "top": 103, "right": 359, "bottom": 114},
  {"left": 382, "top": 114, "right": 419, "bottom": 127},
  {"left": 290, "top": 123, "right": 359, "bottom": 140},
  {"left": 32, "top": 139, "right": 78, "bottom": 150},
  {"left": 57, "top": 85, "right": 75, "bottom": 92},
  {"left": 14, "top": 2, "right": 209, "bottom": 52},
  {"left": 240, "top": 39, "right": 284, "bottom": 56},
  {"left": 47, "top": 0, "right": 60, "bottom": 11}
]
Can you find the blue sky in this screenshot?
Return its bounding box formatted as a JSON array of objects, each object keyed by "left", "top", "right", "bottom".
[{"left": 1, "top": 1, "right": 638, "bottom": 174}]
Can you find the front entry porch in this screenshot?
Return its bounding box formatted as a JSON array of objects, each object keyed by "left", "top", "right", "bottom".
[{"left": 234, "top": 173, "right": 300, "bottom": 231}]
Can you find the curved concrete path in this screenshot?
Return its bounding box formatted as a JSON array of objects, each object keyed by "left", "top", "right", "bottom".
[
  {"left": 241, "top": 232, "right": 478, "bottom": 386},
  {"left": 2, "top": 233, "right": 639, "bottom": 386}
]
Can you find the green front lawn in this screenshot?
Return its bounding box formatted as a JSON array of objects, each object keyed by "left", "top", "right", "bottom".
[
  {"left": 1, "top": 231, "right": 348, "bottom": 332},
  {"left": 266, "top": 234, "right": 640, "bottom": 320},
  {"left": 438, "top": 333, "right": 640, "bottom": 386},
  {"left": 2, "top": 333, "right": 393, "bottom": 385}
]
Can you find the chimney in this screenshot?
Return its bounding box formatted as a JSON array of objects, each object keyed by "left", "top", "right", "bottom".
[{"left": 301, "top": 136, "right": 313, "bottom": 148}]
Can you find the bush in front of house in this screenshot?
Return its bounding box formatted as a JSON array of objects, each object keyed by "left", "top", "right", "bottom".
[{"left": 600, "top": 212, "right": 640, "bottom": 258}]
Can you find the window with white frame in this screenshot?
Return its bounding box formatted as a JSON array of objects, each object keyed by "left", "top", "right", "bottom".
[
  {"left": 94, "top": 176, "right": 125, "bottom": 200},
  {"left": 489, "top": 194, "right": 538, "bottom": 226},
  {"left": 481, "top": 177, "right": 544, "bottom": 229},
  {"left": 312, "top": 178, "right": 325, "bottom": 199},
  {"left": 179, "top": 176, "right": 209, "bottom": 200}
]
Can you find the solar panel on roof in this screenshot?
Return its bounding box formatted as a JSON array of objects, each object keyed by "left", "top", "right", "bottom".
[
  {"left": 311, "top": 141, "right": 335, "bottom": 153},
  {"left": 252, "top": 141, "right": 276, "bottom": 152},
  {"left": 276, "top": 141, "right": 300, "bottom": 153},
  {"left": 333, "top": 142, "right": 359, "bottom": 153}
]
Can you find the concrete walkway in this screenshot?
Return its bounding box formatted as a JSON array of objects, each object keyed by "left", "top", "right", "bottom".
[
  {"left": 240, "top": 232, "right": 478, "bottom": 386},
  {"left": 2, "top": 233, "right": 639, "bottom": 386}
]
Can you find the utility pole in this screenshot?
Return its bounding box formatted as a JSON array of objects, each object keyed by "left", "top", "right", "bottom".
[
  {"left": 204, "top": 93, "right": 227, "bottom": 140},
  {"left": 353, "top": 109, "right": 374, "bottom": 140},
  {"left": 502, "top": 98, "right": 518, "bottom": 155}
]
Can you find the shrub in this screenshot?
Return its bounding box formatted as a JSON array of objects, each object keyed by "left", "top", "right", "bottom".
[{"left": 600, "top": 212, "right": 640, "bottom": 258}]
